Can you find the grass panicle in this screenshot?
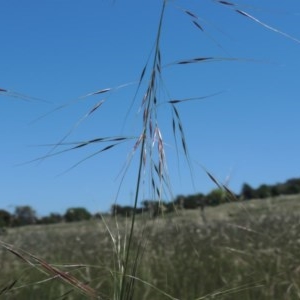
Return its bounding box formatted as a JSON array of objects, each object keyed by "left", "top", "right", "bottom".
[{"left": 0, "top": 241, "right": 99, "bottom": 299}]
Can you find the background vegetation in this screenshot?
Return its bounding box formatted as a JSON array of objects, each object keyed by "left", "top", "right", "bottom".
[
  {"left": 1, "top": 194, "right": 300, "bottom": 299},
  {"left": 1, "top": 177, "right": 300, "bottom": 227}
]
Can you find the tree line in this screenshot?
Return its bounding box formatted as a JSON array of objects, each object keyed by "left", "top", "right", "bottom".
[
  {"left": 1, "top": 177, "right": 300, "bottom": 229},
  {"left": 112, "top": 177, "right": 300, "bottom": 217},
  {"left": 0, "top": 207, "right": 92, "bottom": 229}
]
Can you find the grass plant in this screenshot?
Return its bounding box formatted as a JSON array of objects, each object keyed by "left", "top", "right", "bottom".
[{"left": 1, "top": 1, "right": 300, "bottom": 299}]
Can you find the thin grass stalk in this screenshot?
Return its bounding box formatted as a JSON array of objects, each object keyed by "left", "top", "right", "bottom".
[{"left": 119, "top": 1, "right": 167, "bottom": 299}]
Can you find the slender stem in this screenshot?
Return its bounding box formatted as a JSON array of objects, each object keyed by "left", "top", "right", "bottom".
[{"left": 120, "top": 1, "right": 167, "bottom": 299}]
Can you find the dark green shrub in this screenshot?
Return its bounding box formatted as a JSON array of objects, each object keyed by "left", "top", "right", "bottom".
[{"left": 64, "top": 207, "right": 91, "bottom": 222}]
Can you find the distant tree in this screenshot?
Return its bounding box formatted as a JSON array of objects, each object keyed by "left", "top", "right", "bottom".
[
  {"left": 205, "top": 189, "right": 226, "bottom": 206},
  {"left": 64, "top": 207, "right": 91, "bottom": 222},
  {"left": 241, "top": 183, "right": 256, "bottom": 200},
  {"left": 121, "top": 206, "right": 135, "bottom": 217},
  {"left": 283, "top": 178, "right": 300, "bottom": 195},
  {"left": 270, "top": 185, "right": 280, "bottom": 197},
  {"left": 256, "top": 184, "right": 271, "bottom": 199},
  {"left": 110, "top": 204, "right": 136, "bottom": 217},
  {"left": 94, "top": 212, "right": 102, "bottom": 219},
  {"left": 195, "top": 193, "right": 206, "bottom": 210},
  {"left": 141, "top": 200, "right": 166, "bottom": 218},
  {"left": 141, "top": 200, "right": 156, "bottom": 217},
  {"left": 286, "top": 178, "right": 300, "bottom": 186},
  {"left": 0, "top": 209, "right": 11, "bottom": 227},
  {"left": 173, "top": 193, "right": 205, "bottom": 210},
  {"left": 173, "top": 195, "right": 185, "bottom": 210},
  {"left": 284, "top": 185, "right": 300, "bottom": 195},
  {"left": 182, "top": 195, "right": 201, "bottom": 209},
  {"left": 164, "top": 201, "right": 176, "bottom": 213},
  {"left": 111, "top": 204, "right": 122, "bottom": 217},
  {"left": 13, "top": 206, "right": 37, "bottom": 226},
  {"left": 38, "top": 213, "right": 63, "bottom": 225}
]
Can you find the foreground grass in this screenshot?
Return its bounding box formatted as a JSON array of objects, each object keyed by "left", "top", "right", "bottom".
[{"left": 1, "top": 195, "right": 300, "bottom": 299}]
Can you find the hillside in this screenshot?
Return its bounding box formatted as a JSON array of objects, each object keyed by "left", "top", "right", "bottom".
[{"left": 1, "top": 194, "right": 300, "bottom": 299}]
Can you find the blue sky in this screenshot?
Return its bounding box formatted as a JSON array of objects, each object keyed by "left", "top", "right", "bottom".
[{"left": 1, "top": 0, "right": 300, "bottom": 216}]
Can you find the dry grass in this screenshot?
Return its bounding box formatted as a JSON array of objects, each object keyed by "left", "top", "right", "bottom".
[{"left": 1, "top": 195, "right": 300, "bottom": 299}]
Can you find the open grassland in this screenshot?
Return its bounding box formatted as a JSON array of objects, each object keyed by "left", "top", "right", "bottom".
[{"left": 1, "top": 195, "right": 300, "bottom": 299}]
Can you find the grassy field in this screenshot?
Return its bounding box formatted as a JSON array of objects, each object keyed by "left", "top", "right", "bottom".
[{"left": 1, "top": 194, "right": 300, "bottom": 299}]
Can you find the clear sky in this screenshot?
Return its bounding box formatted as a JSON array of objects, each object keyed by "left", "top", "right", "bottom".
[{"left": 1, "top": 0, "right": 300, "bottom": 217}]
